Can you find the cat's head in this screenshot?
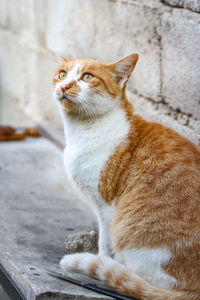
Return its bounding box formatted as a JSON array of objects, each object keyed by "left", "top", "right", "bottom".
[{"left": 53, "top": 54, "right": 138, "bottom": 119}]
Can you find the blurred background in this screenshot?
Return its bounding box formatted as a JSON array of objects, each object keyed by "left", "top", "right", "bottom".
[{"left": 0, "top": 0, "right": 199, "bottom": 145}]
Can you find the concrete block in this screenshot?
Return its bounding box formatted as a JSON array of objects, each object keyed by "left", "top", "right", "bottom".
[
  {"left": 0, "top": 0, "right": 35, "bottom": 44},
  {"left": 188, "top": 118, "right": 200, "bottom": 137},
  {"left": 46, "top": 0, "right": 96, "bottom": 58},
  {"left": 94, "top": 0, "right": 162, "bottom": 101},
  {"left": 46, "top": 0, "right": 162, "bottom": 101},
  {"left": 0, "top": 31, "right": 28, "bottom": 105},
  {"left": 24, "top": 48, "right": 61, "bottom": 128},
  {"left": 0, "top": 0, "right": 9, "bottom": 29},
  {"left": 127, "top": 90, "right": 200, "bottom": 146},
  {"left": 0, "top": 0, "right": 47, "bottom": 49},
  {"left": 162, "top": 0, "right": 200, "bottom": 13},
  {"left": 0, "top": 93, "right": 34, "bottom": 127},
  {"left": 0, "top": 30, "right": 62, "bottom": 128},
  {"left": 161, "top": 9, "right": 200, "bottom": 119}
]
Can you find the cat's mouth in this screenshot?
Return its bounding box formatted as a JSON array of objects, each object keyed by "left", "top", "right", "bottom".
[{"left": 61, "top": 95, "right": 74, "bottom": 102}]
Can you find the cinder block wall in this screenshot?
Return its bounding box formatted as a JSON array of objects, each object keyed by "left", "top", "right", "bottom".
[{"left": 0, "top": 0, "right": 199, "bottom": 145}]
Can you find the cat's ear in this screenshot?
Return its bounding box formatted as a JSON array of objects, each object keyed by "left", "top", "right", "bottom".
[
  {"left": 55, "top": 54, "right": 69, "bottom": 64},
  {"left": 60, "top": 56, "right": 69, "bottom": 63},
  {"left": 108, "top": 53, "right": 139, "bottom": 85}
]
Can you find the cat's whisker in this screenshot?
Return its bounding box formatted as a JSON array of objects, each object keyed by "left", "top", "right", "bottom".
[
  {"left": 73, "top": 96, "right": 93, "bottom": 120},
  {"left": 38, "top": 95, "right": 57, "bottom": 118},
  {"left": 39, "top": 98, "right": 52, "bottom": 111},
  {"left": 82, "top": 101, "right": 96, "bottom": 121}
]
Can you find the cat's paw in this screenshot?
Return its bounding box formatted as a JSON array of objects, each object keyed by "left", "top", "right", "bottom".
[{"left": 60, "top": 252, "right": 96, "bottom": 274}]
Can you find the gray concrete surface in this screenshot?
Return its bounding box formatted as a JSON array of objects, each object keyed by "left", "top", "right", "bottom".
[
  {"left": 0, "top": 137, "right": 111, "bottom": 299},
  {"left": 0, "top": 285, "right": 10, "bottom": 300},
  {"left": 162, "top": 0, "right": 200, "bottom": 12},
  {"left": 161, "top": 8, "right": 200, "bottom": 119}
]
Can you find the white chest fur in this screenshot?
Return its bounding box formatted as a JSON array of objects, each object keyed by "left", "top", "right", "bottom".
[
  {"left": 62, "top": 105, "right": 129, "bottom": 212},
  {"left": 64, "top": 108, "right": 129, "bottom": 207},
  {"left": 61, "top": 104, "right": 129, "bottom": 255}
]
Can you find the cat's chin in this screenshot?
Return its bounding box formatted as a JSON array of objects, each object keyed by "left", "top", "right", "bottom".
[
  {"left": 59, "top": 95, "right": 77, "bottom": 108},
  {"left": 59, "top": 96, "right": 78, "bottom": 115},
  {"left": 60, "top": 95, "right": 73, "bottom": 102}
]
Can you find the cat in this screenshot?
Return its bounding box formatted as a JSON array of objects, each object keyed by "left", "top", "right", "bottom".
[{"left": 53, "top": 54, "right": 200, "bottom": 300}]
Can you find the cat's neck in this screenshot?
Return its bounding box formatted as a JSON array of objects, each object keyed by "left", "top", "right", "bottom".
[{"left": 59, "top": 100, "right": 131, "bottom": 147}]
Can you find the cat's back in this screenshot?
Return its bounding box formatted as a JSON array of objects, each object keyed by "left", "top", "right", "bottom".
[
  {"left": 112, "top": 114, "right": 200, "bottom": 249},
  {"left": 131, "top": 114, "right": 200, "bottom": 180},
  {"left": 130, "top": 114, "right": 200, "bottom": 212}
]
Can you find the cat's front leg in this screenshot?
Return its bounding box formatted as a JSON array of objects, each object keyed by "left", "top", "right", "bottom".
[
  {"left": 98, "top": 222, "right": 111, "bottom": 256},
  {"left": 97, "top": 205, "right": 113, "bottom": 256}
]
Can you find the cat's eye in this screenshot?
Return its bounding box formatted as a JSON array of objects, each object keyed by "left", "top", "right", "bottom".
[
  {"left": 58, "top": 71, "right": 67, "bottom": 80},
  {"left": 82, "top": 73, "right": 94, "bottom": 81}
]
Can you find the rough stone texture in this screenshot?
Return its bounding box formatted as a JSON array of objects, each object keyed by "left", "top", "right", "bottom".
[
  {"left": 0, "top": 137, "right": 111, "bottom": 299},
  {"left": 128, "top": 91, "right": 200, "bottom": 145},
  {"left": 161, "top": 9, "right": 200, "bottom": 120},
  {"left": 0, "top": 286, "right": 10, "bottom": 300},
  {"left": 65, "top": 231, "right": 98, "bottom": 254},
  {"left": 0, "top": 29, "right": 61, "bottom": 128},
  {"left": 0, "top": 0, "right": 199, "bottom": 145},
  {"left": 162, "top": 0, "right": 200, "bottom": 13}
]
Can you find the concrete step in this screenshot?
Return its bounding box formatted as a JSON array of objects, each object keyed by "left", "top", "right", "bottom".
[{"left": 0, "top": 136, "right": 111, "bottom": 300}]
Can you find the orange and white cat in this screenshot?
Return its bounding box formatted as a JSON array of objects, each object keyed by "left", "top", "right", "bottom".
[{"left": 53, "top": 54, "right": 200, "bottom": 300}]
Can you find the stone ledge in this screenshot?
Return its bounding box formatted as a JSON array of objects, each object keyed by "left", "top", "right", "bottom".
[{"left": 0, "top": 137, "right": 111, "bottom": 299}]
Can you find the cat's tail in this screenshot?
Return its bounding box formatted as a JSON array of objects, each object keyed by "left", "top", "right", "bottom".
[{"left": 60, "top": 253, "right": 198, "bottom": 300}]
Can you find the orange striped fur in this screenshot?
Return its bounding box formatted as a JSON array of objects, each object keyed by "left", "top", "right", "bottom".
[{"left": 53, "top": 54, "right": 200, "bottom": 300}]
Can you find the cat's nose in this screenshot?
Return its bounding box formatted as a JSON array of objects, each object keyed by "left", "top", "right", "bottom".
[
  {"left": 61, "top": 83, "right": 73, "bottom": 92},
  {"left": 61, "top": 86, "right": 69, "bottom": 92}
]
